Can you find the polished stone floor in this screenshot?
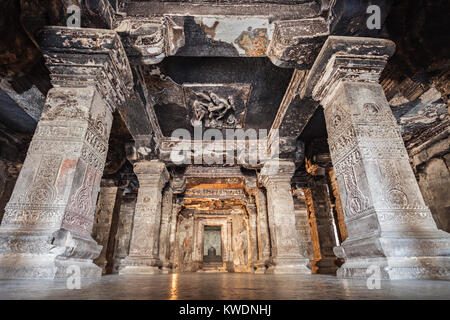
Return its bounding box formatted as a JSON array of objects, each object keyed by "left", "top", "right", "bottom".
[{"left": 0, "top": 273, "right": 449, "bottom": 300}]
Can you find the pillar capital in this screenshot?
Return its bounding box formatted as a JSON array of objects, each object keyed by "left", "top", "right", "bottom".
[
  {"left": 38, "top": 26, "right": 133, "bottom": 113},
  {"left": 303, "top": 36, "right": 396, "bottom": 105},
  {"left": 133, "top": 160, "right": 169, "bottom": 189},
  {"left": 259, "top": 160, "right": 295, "bottom": 187}
]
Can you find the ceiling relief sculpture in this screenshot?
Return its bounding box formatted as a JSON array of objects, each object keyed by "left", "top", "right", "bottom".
[{"left": 183, "top": 84, "right": 251, "bottom": 129}]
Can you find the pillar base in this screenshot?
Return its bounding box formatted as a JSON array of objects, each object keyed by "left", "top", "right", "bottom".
[
  {"left": 314, "top": 258, "right": 340, "bottom": 275},
  {"left": 119, "top": 266, "right": 161, "bottom": 275},
  {"left": 334, "top": 231, "right": 450, "bottom": 280},
  {"left": 336, "top": 257, "right": 450, "bottom": 280},
  {"left": 119, "top": 256, "right": 162, "bottom": 275},
  {"left": 0, "top": 229, "right": 102, "bottom": 279},
  {"left": 265, "top": 257, "right": 311, "bottom": 274}
]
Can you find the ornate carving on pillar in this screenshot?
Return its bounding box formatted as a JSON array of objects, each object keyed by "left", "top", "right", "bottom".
[
  {"left": 259, "top": 160, "right": 310, "bottom": 274},
  {"left": 120, "top": 160, "right": 169, "bottom": 274},
  {"left": 305, "top": 36, "right": 450, "bottom": 280},
  {"left": 0, "top": 27, "right": 133, "bottom": 280},
  {"left": 115, "top": 17, "right": 185, "bottom": 64}
]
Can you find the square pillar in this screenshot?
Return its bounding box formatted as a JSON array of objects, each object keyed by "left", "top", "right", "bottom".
[
  {"left": 120, "top": 160, "right": 169, "bottom": 274},
  {"left": 247, "top": 203, "right": 259, "bottom": 271},
  {"left": 304, "top": 182, "right": 340, "bottom": 274},
  {"left": 254, "top": 189, "right": 271, "bottom": 273},
  {"left": 159, "top": 184, "right": 173, "bottom": 273},
  {"left": 92, "top": 180, "right": 121, "bottom": 274},
  {"left": 259, "top": 160, "right": 310, "bottom": 274},
  {"left": 0, "top": 27, "right": 132, "bottom": 279},
  {"left": 305, "top": 36, "right": 450, "bottom": 279}
]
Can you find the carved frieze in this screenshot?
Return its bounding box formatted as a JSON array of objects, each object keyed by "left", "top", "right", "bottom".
[{"left": 183, "top": 83, "right": 251, "bottom": 129}]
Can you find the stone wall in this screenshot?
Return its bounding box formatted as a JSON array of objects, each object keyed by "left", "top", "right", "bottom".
[{"left": 409, "top": 134, "right": 450, "bottom": 232}]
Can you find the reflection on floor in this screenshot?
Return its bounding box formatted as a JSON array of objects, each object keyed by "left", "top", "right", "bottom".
[{"left": 0, "top": 274, "right": 449, "bottom": 300}]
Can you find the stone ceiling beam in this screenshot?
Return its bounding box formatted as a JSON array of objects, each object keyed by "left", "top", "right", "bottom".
[
  {"left": 266, "top": 17, "right": 329, "bottom": 69},
  {"left": 119, "top": 1, "right": 321, "bottom": 20},
  {"left": 268, "top": 70, "right": 318, "bottom": 162}
]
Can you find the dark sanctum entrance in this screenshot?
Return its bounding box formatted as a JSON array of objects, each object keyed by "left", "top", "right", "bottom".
[{"left": 203, "top": 226, "right": 222, "bottom": 263}]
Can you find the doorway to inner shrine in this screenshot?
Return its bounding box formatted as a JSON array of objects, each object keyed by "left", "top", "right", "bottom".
[{"left": 203, "top": 226, "right": 222, "bottom": 263}]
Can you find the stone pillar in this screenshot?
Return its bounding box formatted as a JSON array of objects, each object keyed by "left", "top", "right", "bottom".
[
  {"left": 247, "top": 203, "right": 259, "bottom": 271},
  {"left": 112, "top": 187, "right": 137, "bottom": 273},
  {"left": 259, "top": 160, "right": 310, "bottom": 274},
  {"left": 168, "top": 199, "right": 180, "bottom": 266},
  {"left": 328, "top": 168, "right": 348, "bottom": 241},
  {"left": 120, "top": 160, "right": 169, "bottom": 274},
  {"left": 292, "top": 189, "right": 314, "bottom": 262},
  {"left": 305, "top": 36, "right": 450, "bottom": 279},
  {"left": 92, "top": 180, "right": 120, "bottom": 274},
  {"left": 254, "top": 189, "right": 270, "bottom": 273},
  {"left": 304, "top": 182, "right": 340, "bottom": 274},
  {"left": 159, "top": 184, "right": 173, "bottom": 273},
  {"left": 0, "top": 27, "right": 132, "bottom": 279}
]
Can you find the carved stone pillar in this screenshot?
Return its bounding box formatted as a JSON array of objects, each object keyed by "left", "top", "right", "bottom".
[
  {"left": 120, "top": 160, "right": 169, "bottom": 274},
  {"left": 247, "top": 203, "right": 258, "bottom": 271},
  {"left": 92, "top": 180, "right": 121, "bottom": 274},
  {"left": 305, "top": 36, "right": 450, "bottom": 279},
  {"left": 292, "top": 189, "right": 314, "bottom": 262},
  {"left": 254, "top": 189, "right": 270, "bottom": 273},
  {"left": 260, "top": 160, "right": 310, "bottom": 274},
  {"left": 168, "top": 199, "right": 180, "bottom": 266},
  {"left": 159, "top": 184, "right": 173, "bottom": 272},
  {"left": 304, "top": 182, "right": 340, "bottom": 274},
  {"left": 0, "top": 27, "right": 132, "bottom": 279},
  {"left": 112, "top": 187, "right": 137, "bottom": 273},
  {"left": 328, "top": 168, "right": 348, "bottom": 241}
]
